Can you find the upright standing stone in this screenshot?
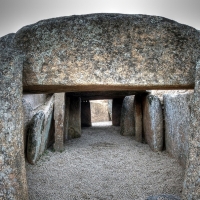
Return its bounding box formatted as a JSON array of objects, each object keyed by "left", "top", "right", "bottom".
[
  {"left": 54, "top": 93, "right": 65, "bottom": 151},
  {"left": 112, "top": 98, "right": 124, "bottom": 126},
  {"left": 68, "top": 97, "right": 81, "bottom": 139},
  {"left": 143, "top": 95, "right": 163, "bottom": 151},
  {"left": 134, "top": 95, "right": 143, "bottom": 142},
  {"left": 120, "top": 96, "right": 135, "bottom": 136},
  {"left": 164, "top": 93, "right": 192, "bottom": 167},
  {"left": 81, "top": 100, "right": 92, "bottom": 127},
  {"left": 0, "top": 34, "right": 28, "bottom": 199},
  {"left": 183, "top": 61, "right": 200, "bottom": 200}
]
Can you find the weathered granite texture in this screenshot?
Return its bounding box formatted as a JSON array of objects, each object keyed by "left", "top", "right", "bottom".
[
  {"left": 134, "top": 95, "right": 143, "bottom": 142},
  {"left": 164, "top": 93, "right": 192, "bottom": 167},
  {"left": 143, "top": 95, "right": 163, "bottom": 151},
  {"left": 54, "top": 93, "right": 66, "bottom": 151},
  {"left": 23, "top": 94, "right": 54, "bottom": 164},
  {"left": 68, "top": 97, "right": 81, "bottom": 139},
  {"left": 14, "top": 14, "right": 200, "bottom": 93},
  {"left": 90, "top": 100, "right": 110, "bottom": 123},
  {"left": 183, "top": 61, "right": 200, "bottom": 200},
  {"left": 112, "top": 98, "right": 124, "bottom": 126},
  {"left": 81, "top": 100, "right": 92, "bottom": 127},
  {"left": 120, "top": 96, "right": 135, "bottom": 136},
  {"left": 146, "top": 194, "right": 181, "bottom": 200},
  {"left": 27, "top": 111, "right": 45, "bottom": 164},
  {"left": 0, "top": 34, "right": 28, "bottom": 199}
]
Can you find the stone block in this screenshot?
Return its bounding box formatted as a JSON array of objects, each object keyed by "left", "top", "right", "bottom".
[
  {"left": 183, "top": 61, "right": 200, "bottom": 199},
  {"left": 146, "top": 194, "right": 181, "bottom": 200},
  {"left": 14, "top": 14, "right": 200, "bottom": 93},
  {"left": 0, "top": 33, "right": 28, "bottom": 199},
  {"left": 112, "top": 98, "right": 124, "bottom": 126},
  {"left": 26, "top": 111, "right": 45, "bottom": 164},
  {"left": 54, "top": 93, "right": 66, "bottom": 151},
  {"left": 120, "top": 96, "right": 135, "bottom": 136},
  {"left": 68, "top": 97, "right": 81, "bottom": 139},
  {"left": 143, "top": 95, "right": 163, "bottom": 151},
  {"left": 81, "top": 100, "right": 92, "bottom": 127},
  {"left": 90, "top": 100, "right": 110, "bottom": 123},
  {"left": 163, "top": 93, "right": 192, "bottom": 167}
]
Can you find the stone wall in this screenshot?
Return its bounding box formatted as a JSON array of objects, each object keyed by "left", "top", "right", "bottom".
[
  {"left": 90, "top": 100, "right": 110, "bottom": 123},
  {"left": 164, "top": 93, "right": 192, "bottom": 168},
  {"left": 0, "top": 34, "right": 28, "bottom": 199}
]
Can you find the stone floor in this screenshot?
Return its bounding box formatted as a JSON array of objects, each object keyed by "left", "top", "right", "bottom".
[{"left": 26, "top": 122, "right": 183, "bottom": 200}]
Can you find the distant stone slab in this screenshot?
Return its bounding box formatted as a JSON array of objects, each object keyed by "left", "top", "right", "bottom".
[
  {"left": 146, "top": 194, "right": 181, "bottom": 200},
  {"left": 14, "top": 14, "right": 200, "bottom": 93}
]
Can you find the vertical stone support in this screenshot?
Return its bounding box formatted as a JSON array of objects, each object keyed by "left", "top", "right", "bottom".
[
  {"left": 183, "top": 61, "right": 200, "bottom": 200},
  {"left": 120, "top": 96, "right": 135, "bottom": 136},
  {"left": 143, "top": 95, "right": 163, "bottom": 151},
  {"left": 112, "top": 98, "right": 124, "bottom": 126},
  {"left": 54, "top": 93, "right": 65, "bottom": 151},
  {"left": 134, "top": 95, "right": 143, "bottom": 142},
  {"left": 81, "top": 100, "right": 92, "bottom": 127},
  {"left": 0, "top": 34, "right": 28, "bottom": 199},
  {"left": 163, "top": 93, "right": 192, "bottom": 167},
  {"left": 68, "top": 97, "right": 81, "bottom": 139}
]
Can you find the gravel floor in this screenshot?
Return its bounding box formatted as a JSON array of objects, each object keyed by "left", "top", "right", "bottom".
[{"left": 26, "top": 123, "right": 184, "bottom": 200}]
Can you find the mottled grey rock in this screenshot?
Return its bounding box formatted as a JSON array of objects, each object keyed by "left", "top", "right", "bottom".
[
  {"left": 68, "top": 97, "right": 81, "bottom": 139},
  {"left": 143, "top": 95, "right": 163, "bottom": 151},
  {"left": 27, "top": 111, "right": 45, "bottom": 164},
  {"left": 14, "top": 14, "right": 200, "bottom": 93},
  {"left": 120, "top": 96, "right": 135, "bottom": 136},
  {"left": 54, "top": 93, "right": 66, "bottom": 151},
  {"left": 163, "top": 93, "right": 192, "bottom": 167},
  {"left": 81, "top": 100, "right": 92, "bottom": 127},
  {"left": 183, "top": 61, "right": 200, "bottom": 200},
  {"left": 0, "top": 33, "right": 28, "bottom": 199},
  {"left": 112, "top": 98, "right": 123, "bottom": 126},
  {"left": 146, "top": 194, "right": 181, "bottom": 200},
  {"left": 90, "top": 100, "right": 110, "bottom": 123}
]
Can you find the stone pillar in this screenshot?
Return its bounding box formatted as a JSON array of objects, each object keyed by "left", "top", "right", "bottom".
[
  {"left": 68, "top": 97, "right": 81, "bottom": 139},
  {"left": 183, "top": 61, "right": 200, "bottom": 200},
  {"left": 54, "top": 93, "right": 65, "bottom": 152},
  {"left": 143, "top": 95, "right": 163, "bottom": 152},
  {"left": 120, "top": 96, "right": 135, "bottom": 136},
  {"left": 163, "top": 93, "right": 192, "bottom": 168},
  {"left": 134, "top": 95, "right": 143, "bottom": 142},
  {"left": 81, "top": 100, "right": 92, "bottom": 127},
  {"left": 0, "top": 34, "right": 28, "bottom": 199},
  {"left": 112, "top": 98, "right": 124, "bottom": 126}
]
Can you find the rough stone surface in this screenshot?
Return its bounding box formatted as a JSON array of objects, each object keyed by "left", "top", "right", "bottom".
[
  {"left": 27, "top": 111, "right": 45, "bottom": 164},
  {"left": 54, "top": 93, "right": 66, "bottom": 151},
  {"left": 143, "top": 95, "right": 163, "bottom": 151},
  {"left": 112, "top": 98, "right": 124, "bottom": 126},
  {"left": 68, "top": 97, "right": 81, "bottom": 139},
  {"left": 134, "top": 95, "right": 143, "bottom": 142},
  {"left": 90, "top": 100, "right": 110, "bottom": 123},
  {"left": 183, "top": 61, "right": 200, "bottom": 200},
  {"left": 0, "top": 33, "right": 28, "bottom": 199},
  {"left": 146, "top": 194, "right": 181, "bottom": 200},
  {"left": 120, "top": 96, "right": 135, "bottom": 136},
  {"left": 14, "top": 14, "right": 200, "bottom": 93},
  {"left": 163, "top": 93, "right": 192, "bottom": 167},
  {"left": 81, "top": 100, "right": 92, "bottom": 127}
]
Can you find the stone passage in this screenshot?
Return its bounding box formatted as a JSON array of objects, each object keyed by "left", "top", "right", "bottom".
[{"left": 1, "top": 13, "right": 200, "bottom": 200}]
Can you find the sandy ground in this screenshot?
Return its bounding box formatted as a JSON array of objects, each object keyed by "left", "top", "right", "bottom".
[{"left": 26, "top": 122, "right": 184, "bottom": 200}]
